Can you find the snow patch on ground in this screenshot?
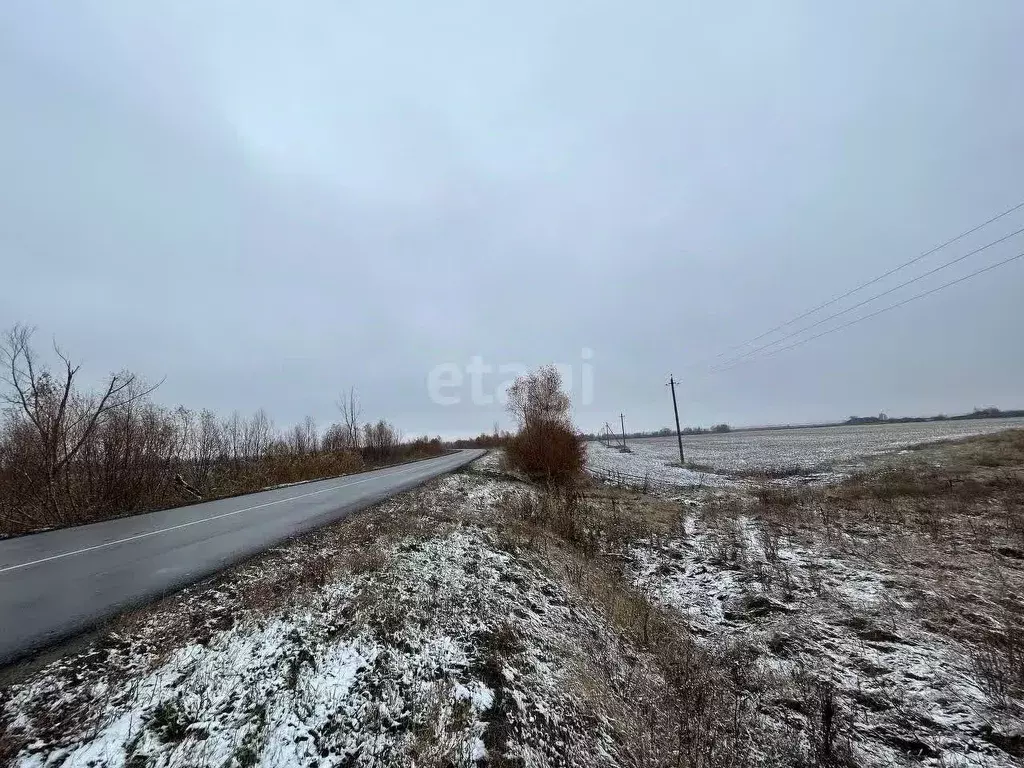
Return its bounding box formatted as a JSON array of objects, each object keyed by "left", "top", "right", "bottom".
[
  {"left": 5, "top": 474, "right": 622, "bottom": 768},
  {"left": 587, "top": 440, "right": 732, "bottom": 490},
  {"left": 627, "top": 512, "right": 1024, "bottom": 767},
  {"left": 469, "top": 450, "right": 503, "bottom": 474}
]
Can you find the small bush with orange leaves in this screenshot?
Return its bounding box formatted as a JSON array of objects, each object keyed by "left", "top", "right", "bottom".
[{"left": 503, "top": 366, "right": 586, "bottom": 484}]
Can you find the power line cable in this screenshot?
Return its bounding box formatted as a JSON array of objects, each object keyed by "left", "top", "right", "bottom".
[
  {"left": 713, "top": 199, "right": 1024, "bottom": 359},
  {"left": 713, "top": 250, "right": 1024, "bottom": 372},
  {"left": 709, "top": 226, "right": 1024, "bottom": 371}
]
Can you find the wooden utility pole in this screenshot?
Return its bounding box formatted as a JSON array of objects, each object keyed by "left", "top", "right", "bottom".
[
  {"left": 620, "top": 413, "right": 627, "bottom": 448},
  {"left": 668, "top": 375, "right": 685, "bottom": 465}
]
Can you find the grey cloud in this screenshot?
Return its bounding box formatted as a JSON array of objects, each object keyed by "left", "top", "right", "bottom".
[{"left": 2, "top": 1, "right": 1023, "bottom": 437}]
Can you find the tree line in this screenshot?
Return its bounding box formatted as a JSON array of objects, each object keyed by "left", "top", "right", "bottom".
[
  {"left": 582, "top": 423, "right": 732, "bottom": 441},
  {"left": 845, "top": 407, "right": 1024, "bottom": 426},
  {"left": 448, "top": 424, "right": 512, "bottom": 449},
  {"left": 0, "top": 325, "right": 443, "bottom": 537}
]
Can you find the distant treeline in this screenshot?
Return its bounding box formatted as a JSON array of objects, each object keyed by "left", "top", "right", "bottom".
[
  {"left": 446, "top": 429, "right": 512, "bottom": 449},
  {"left": 584, "top": 423, "right": 731, "bottom": 441},
  {"left": 844, "top": 407, "right": 1024, "bottom": 426}
]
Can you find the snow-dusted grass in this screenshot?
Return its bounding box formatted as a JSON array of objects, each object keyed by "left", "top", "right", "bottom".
[
  {"left": 587, "top": 440, "right": 732, "bottom": 490},
  {"left": 630, "top": 519, "right": 1023, "bottom": 766},
  {"left": 1, "top": 465, "right": 634, "bottom": 768},
  {"left": 5, "top": 434, "right": 1024, "bottom": 767},
  {"left": 467, "top": 449, "right": 503, "bottom": 474},
  {"left": 13, "top": 527, "right": 607, "bottom": 768},
  {"left": 623, "top": 432, "right": 1024, "bottom": 766}
]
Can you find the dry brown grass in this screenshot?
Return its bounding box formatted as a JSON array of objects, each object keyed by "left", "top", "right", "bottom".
[
  {"left": 509, "top": 430, "right": 1024, "bottom": 764},
  {"left": 499, "top": 535, "right": 762, "bottom": 764},
  {"left": 493, "top": 481, "right": 816, "bottom": 766},
  {"left": 746, "top": 430, "right": 1024, "bottom": 714}
]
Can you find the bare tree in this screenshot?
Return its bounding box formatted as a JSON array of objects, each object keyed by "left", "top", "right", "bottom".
[
  {"left": 243, "top": 408, "right": 273, "bottom": 459},
  {"left": 321, "top": 422, "right": 348, "bottom": 453},
  {"left": 336, "top": 387, "right": 362, "bottom": 450},
  {"left": 505, "top": 364, "right": 571, "bottom": 430},
  {"left": 0, "top": 327, "right": 428, "bottom": 535},
  {"left": 362, "top": 419, "right": 399, "bottom": 462},
  {"left": 187, "top": 408, "right": 224, "bottom": 492},
  {"left": 0, "top": 324, "right": 160, "bottom": 523},
  {"left": 504, "top": 366, "right": 584, "bottom": 482},
  {"left": 288, "top": 415, "right": 319, "bottom": 456},
  {"left": 303, "top": 415, "right": 319, "bottom": 455},
  {"left": 223, "top": 411, "right": 243, "bottom": 467}
]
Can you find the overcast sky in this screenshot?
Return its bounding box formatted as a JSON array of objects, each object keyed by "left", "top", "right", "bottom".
[{"left": 2, "top": 1, "right": 1023, "bottom": 437}]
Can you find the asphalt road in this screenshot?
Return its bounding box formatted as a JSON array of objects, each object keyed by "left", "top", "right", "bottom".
[{"left": 0, "top": 449, "right": 485, "bottom": 666}]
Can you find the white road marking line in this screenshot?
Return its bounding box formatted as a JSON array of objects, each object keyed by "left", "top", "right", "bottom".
[{"left": 0, "top": 457, "right": 458, "bottom": 575}]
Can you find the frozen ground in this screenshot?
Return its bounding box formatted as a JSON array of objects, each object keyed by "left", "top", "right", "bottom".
[
  {"left": 0, "top": 463, "right": 649, "bottom": 768},
  {"left": 587, "top": 441, "right": 732, "bottom": 491},
  {"left": 622, "top": 429, "right": 1024, "bottom": 766},
  {"left": 9, "top": 526, "right": 613, "bottom": 768},
  {"left": 629, "top": 515, "right": 1024, "bottom": 767},
  {"left": 4, "top": 439, "right": 1023, "bottom": 767},
  {"left": 588, "top": 417, "right": 1024, "bottom": 482}
]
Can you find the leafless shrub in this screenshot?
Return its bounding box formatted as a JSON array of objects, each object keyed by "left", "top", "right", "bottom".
[
  {"left": 735, "top": 464, "right": 808, "bottom": 480},
  {"left": 0, "top": 326, "right": 444, "bottom": 536},
  {"left": 753, "top": 482, "right": 805, "bottom": 510},
  {"left": 505, "top": 422, "right": 585, "bottom": 484},
  {"left": 361, "top": 419, "right": 401, "bottom": 463},
  {"left": 758, "top": 521, "right": 784, "bottom": 564},
  {"left": 503, "top": 366, "right": 586, "bottom": 484},
  {"left": 973, "top": 623, "right": 1024, "bottom": 707}
]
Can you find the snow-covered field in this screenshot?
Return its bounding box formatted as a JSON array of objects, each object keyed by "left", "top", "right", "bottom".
[
  {"left": 588, "top": 417, "right": 1024, "bottom": 485},
  {"left": 586, "top": 441, "right": 732, "bottom": 490}
]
